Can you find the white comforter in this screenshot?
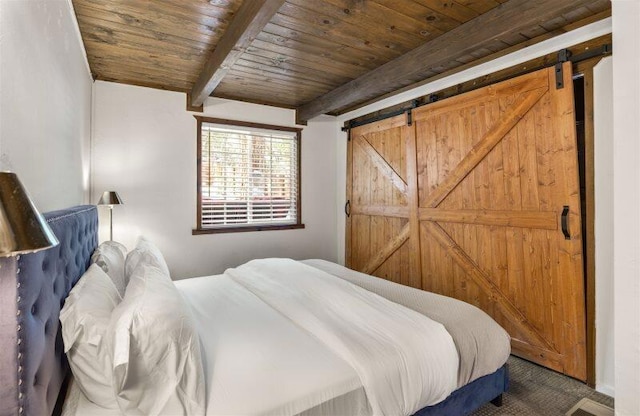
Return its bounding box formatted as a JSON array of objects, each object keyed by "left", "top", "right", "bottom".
[
  {"left": 62, "top": 259, "right": 460, "bottom": 416},
  {"left": 226, "top": 259, "right": 459, "bottom": 416}
]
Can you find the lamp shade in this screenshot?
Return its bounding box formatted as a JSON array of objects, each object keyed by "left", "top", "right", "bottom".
[
  {"left": 0, "top": 172, "right": 59, "bottom": 256},
  {"left": 97, "top": 191, "right": 123, "bottom": 206}
]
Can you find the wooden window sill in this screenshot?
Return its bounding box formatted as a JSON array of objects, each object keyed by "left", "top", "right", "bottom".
[{"left": 192, "top": 224, "right": 305, "bottom": 235}]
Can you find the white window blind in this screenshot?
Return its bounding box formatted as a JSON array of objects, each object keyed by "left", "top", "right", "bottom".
[{"left": 199, "top": 123, "right": 299, "bottom": 229}]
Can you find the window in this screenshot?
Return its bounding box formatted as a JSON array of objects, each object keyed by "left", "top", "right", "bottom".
[{"left": 193, "top": 117, "right": 304, "bottom": 234}]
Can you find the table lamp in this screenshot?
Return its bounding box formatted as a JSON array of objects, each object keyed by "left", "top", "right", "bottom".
[
  {"left": 97, "top": 191, "right": 123, "bottom": 241},
  {"left": 0, "top": 172, "right": 59, "bottom": 256}
]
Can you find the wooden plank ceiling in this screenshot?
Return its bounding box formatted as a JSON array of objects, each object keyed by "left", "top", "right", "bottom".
[{"left": 72, "top": 0, "right": 611, "bottom": 121}]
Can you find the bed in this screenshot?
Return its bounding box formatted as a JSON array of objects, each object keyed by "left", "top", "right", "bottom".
[{"left": 0, "top": 206, "right": 510, "bottom": 416}]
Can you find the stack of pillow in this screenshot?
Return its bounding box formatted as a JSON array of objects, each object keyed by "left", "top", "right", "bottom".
[{"left": 60, "top": 237, "right": 205, "bottom": 416}]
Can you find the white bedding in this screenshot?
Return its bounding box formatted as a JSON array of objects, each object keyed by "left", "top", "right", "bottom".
[
  {"left": 62, "top": 259, "right": 461, "bottom": 416},
  {"left": 177, "top": 270, "right": 366, "bottom": 416},
  {"left": 62, "top": 379, "right": 118, "bottom": 416},
  {"left": 63, "top": 272, "right": 369, "bottom": 416},
  {"left": 226, "top": 259, "right": 458, "bottom": 416}
]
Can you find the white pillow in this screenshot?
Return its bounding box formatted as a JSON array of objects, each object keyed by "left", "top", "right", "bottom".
[
  {"left": 60, "top": 263, "right": 121, "bottom": 409},
  {"left": 124, "top": 236, "right": 170, "bottom": 279},
  {"left": 91, "top": 241, "right": 128, "bottom": 296},
  {"left": 108, "top": 263, "right": 205, "bottom": 416}
]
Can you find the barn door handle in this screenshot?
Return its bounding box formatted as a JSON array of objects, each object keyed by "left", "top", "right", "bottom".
[
  {"left": 561, "top": 206, "right": 570, "bottom": 240},
  {"left": 345, "top": 200, "right": 351, "bottom": 218}
]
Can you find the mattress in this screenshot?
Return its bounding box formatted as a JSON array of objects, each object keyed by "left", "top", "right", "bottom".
[{"left": 61, "top": 260, "right": 510, "bottom": 416}]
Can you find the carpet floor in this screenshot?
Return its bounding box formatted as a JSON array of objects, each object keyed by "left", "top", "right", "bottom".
[{"left": 471, "top": 356, "right": 614, "bottom": 416}]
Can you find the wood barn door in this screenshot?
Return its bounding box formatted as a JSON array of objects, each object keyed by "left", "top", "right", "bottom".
[
  {"left": 345, "top": 63, "right": 587, "bottom": 380},
  {"left": 346, "top": 116, "right": 422, "bottom": 289}
]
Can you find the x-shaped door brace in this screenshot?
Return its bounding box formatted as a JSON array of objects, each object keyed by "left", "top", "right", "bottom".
[{"left": 350, "top": 83, "right": 559, "bottom": 351}]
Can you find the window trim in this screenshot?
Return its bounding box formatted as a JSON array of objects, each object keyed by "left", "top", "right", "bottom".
[{"left": 192, "top": 116, "right": 304, "bottom": 235}]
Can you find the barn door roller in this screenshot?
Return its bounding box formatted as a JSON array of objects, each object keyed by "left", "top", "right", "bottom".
[
  {"left": 405, "top": 99, "right": 419, "bottom": 126},
  {"left": 555, "top": 49, "right": 571, "bottom": 89}
]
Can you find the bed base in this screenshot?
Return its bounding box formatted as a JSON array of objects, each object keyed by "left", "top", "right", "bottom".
[{"left": 414, "top": 364, "right": 509, "bottom": 416}]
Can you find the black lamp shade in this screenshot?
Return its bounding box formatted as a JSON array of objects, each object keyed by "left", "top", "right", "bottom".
[{"left": 0, "top": 172, "right": 59, "bottom": 256}]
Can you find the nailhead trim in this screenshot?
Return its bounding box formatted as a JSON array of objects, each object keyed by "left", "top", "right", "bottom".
[{"left": 17, "top": 260, "right": 24, "bottom": 415}]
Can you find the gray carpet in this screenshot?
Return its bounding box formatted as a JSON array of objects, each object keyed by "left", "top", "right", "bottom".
[{"left": 472, "top": 356, "right": 614, "bottom": 415}]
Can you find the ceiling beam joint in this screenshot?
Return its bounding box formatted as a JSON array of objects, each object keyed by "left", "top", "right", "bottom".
[{"left": 189, "top": 0, "right": 285, "bottom": 107}]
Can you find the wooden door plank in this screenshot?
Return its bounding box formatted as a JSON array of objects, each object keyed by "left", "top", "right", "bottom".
[
  {"left": 485, "top": 98, "right": 509, "bottom": 293},
  {"left": 548, "top": 64, "right": 577, "bottom": 375},
  {"left": 349, "top": 125, "right": 372, "bottom": 271},
  {"left": 521, "top": 230, "right": 546, "bottom": 333},
  {"left": 538, "top": 227, "right": 556, "bottom": 350},
  {"left": 353, "top": 135, "right": 408, "bottom": 196},
  {"left": 513, "top": 97, "right": 547, "bottom": 333},
  {"left": 549, "top": 62, "right": 587, "bottom": 380},
  {"left": 362, "top": 223, "right": 410, "bottom": 275},
  {"left": 418, "top": 208, "right": 557, "bottom": 229},
  {"left": 500, "top": 112, "right": 526, "bottom": 327},
  {"left": 443, "top": 105, "right": 466, "bottom": 300},
  {"left": 418, "top": 116, "right": 442, "bottom": 205},
  {"left": 405, "top": 123, "right": 422, "bottom": 289},
  {"left": 533, "top": 94, "right": 564, "bottom": 358},
  {"left": 351, "top": 205, "right": 410, "bottom": 218},
  {"left": 379, "top": 131, "right": 394, "bottom": 280},
  {"left": 423, "top": 86, "right": 548, "bottom": 208},
  {"left": 516, "top": 98, "right": 542, "bottom": 211},
  {"left": 422, "top": 220, "right": 557, "bottom": 351},
  {"left": 458, "top": 108, "right": 481, "bottom": 312},
  {"left": 511, "top": 339, "right": 565, "bottom": 373},
  {"left": 353, "top": 133, "right": 371, "bottom": 207},
  {"left": 413, "top": 70, "right": 548, "bottom": 123},
  {"left": 433, "top": 114, "right": 457, "bottom": 297},
  {"left": 345, "top": 131, "right": 353, "bottom": 268},
  {"left": 371, "top": 134, "right": 383, "bottom": 206},
  {"left": 490, "top": 92, "right": 540, "bottom": 336},
  {"left": 472, "top": 98, "right": 495, "bottom": 314},
  {"left": 351, "top": 215, "right": 370, "bottom": 271},
  {"left": 435, "top": 112, "right": 454, "bottom": 208},
  {"left": 420, "top": 225, "right": 437, "bottom": 293},
  {"left": 372, "top": 213, "right": 385, "bottom": 273}
]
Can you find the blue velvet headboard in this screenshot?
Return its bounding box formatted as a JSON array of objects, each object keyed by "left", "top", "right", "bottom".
[{"left": 0, "top": 205, "right": 98, "bottom": 416}]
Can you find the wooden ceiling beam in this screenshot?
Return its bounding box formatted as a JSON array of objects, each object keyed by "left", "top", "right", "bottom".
[
  {"left": 295, "top": 0, "right": 600, "bottom": 122},
  {"left": 189, "top": 0, "right": 285, "bottom": 107}
]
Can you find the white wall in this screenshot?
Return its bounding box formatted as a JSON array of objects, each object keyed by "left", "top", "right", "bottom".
[
  {"left": 612, "top": 1, "right": 640, "bottom": 415},
  {"left": 331, "top": 19, "right": 615, "bottom": 395},
  {"left": 91, "top": 81, "right": 338, "bottom": 279},
  {"left": 593, "top": 57, "right": 615, "bottom": 397},
  {"left": 0, "top": 0, "right": 92, "bottom": 211}
]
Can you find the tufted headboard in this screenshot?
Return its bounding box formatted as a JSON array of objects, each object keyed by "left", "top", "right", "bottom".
[{"left": 0, "top": 205, "right": 98, "bottom": 416}]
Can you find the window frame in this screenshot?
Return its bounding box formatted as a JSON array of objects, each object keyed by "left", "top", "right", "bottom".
[{"left": 192, "top": 116, "right": 304, "bottom": 235}]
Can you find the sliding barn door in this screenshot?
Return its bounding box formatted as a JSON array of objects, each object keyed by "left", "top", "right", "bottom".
[
  {"left": 346, "top": 116, "right": 421, "bottom": 288},
  {"left": 345, "top": 63, "right": 586, "bottom": 380},
  {"left": 413, "top": 63, "right": 586, "bottom": 380}
]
